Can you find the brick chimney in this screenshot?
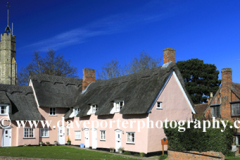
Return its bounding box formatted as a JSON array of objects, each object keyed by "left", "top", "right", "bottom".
[
  {"left": 221, "top": 68, "right": 232, "bottom": 88},
  {"left": 163, "top": 48, "right": 175, "bottom": 64},
  {"left": 220, "top": 68, "right": 232, "bottom": 119},
  {"left": 82, "top": 68, "right": 96, "bottom": 91}
]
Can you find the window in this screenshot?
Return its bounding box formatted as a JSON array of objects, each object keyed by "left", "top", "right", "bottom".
[
  {"left": 92, "top": 104, "right": 98, "bottom": 114},
  {"left": 40, "top": 128, "right": 49, "bottom": 137},
  {"left": 156, "top": 102, "right": 162, "bottom": 109},
  {"left": 100, "top": 130, "right": 106, "bottom": 140},
  {"left": 0, "top": 105, "right": 8, "bottom": 115},
  {"left": 67, "top": 128, "right": 70, "bottom": 136},
  {"left": 127, "top": 132, "right": 135, "bottom": 143},
  {"left": 75, "top": 131, "right": 81, "bottom": 140},
  {"left": 211, "top": 105, "right": 220, "bottom": 118},
  {"left": 74, "top": 108, "right": 80, "bottom": 116},
  {"left": 115, "top": 101, "right": 124, "bottom": 112},
  {"left": 49, "top": 108, "right": 56, "bottom": 116},
  {"left": 24, "top": 128, "right": 34, "bottom": 138},
  {"left": 231, "top": 102, "right": 240, "bottom": 116}
]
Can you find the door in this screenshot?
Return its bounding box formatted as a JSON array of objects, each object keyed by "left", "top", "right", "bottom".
[
  {"left": 92, "top": 128, "right": 97, "bottom": 149},
  {"left": 2, "top": 128, "right": 11, "bottom": 147},
  {"left": 115, "top": 129, "right": 122, "bottom": 152},
  {"left": 84, "top": 129, "right": 89, "bottom": 148},
  {"left": 58, "top": 125, "right": 65, "bottom": 145}
]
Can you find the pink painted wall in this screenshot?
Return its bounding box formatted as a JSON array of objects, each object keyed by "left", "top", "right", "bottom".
[
  {"left": 38, "top": 107, "right": 68, "bottom": 144},
  {"left": 68, "top": 113, "right": 148, "bottom": 153},
  {"left": 147, "top": 72, "right": 193, "bottom": 153},
  {"left": 17, "top": 125, "right": 40, "bottom": 146}
]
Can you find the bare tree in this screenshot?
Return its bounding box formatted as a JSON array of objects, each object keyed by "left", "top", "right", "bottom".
[
  {"left": 97, "top": 50, "right": 161, "bottom": 80},
  {"left": 18, "top": 49, "right": 78, "bottom": 85},
  {"left": 124, "top": 50, "right": 161, "bottom": 75},
  {"left": 97, "top": 59, "right": 123, "bottom": 80}
]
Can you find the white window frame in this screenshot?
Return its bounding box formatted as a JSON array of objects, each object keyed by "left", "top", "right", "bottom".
[
  {"left": 74, "top": 107, "right": 80, "bottom": 116},
  {"left": 49, "top": 108, "right": 56, "bottom": 116},
  {"left": 40, "top": 128, "right": 49, "bottom": 138},
  {"left": 75, "top": 130, "right": 81, "bottom": 140},
  {"left": 115, "top": 100, "right": 124, "bottom": 112},
  {"left": 0, "top": 105, "right": 9, "bottom": 115},
  {"left": 127, "top": 132, "right": 135, "bottom": 144},
  {"left": 156, "top": 101, "right": 162, "bottom": 109},
  {"left": 24, "top": 128, "right": 35, "bottom": 138},
  {"left": 92, "top": 104, "right": 98, "bottom": 114},
  {"left": 100, "top": 130, "right": 106, "bottom": 140}
]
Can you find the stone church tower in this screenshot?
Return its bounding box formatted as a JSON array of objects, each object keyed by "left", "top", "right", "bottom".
[{"left": 0, "top": 3, "right": 16, "bottom": 85}]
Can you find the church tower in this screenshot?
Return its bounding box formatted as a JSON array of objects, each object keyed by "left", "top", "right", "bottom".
[{"left": 0, "top": 2, "right": 16, "bottom": 85}]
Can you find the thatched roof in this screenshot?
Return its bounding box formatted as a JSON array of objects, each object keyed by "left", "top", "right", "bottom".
[
  {"left": 0, "top": 84, "right": 41, "bottom": 120},
  {"left": 29, "top": 72, "right": 82, "bottom": 108},
  {"left": 74, "top": 62, "right": 196, "bottom": 117}
]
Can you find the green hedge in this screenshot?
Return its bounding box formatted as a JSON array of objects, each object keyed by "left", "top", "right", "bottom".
[{"left": 163, "top": 120, "right": 234, "bottom": 155}]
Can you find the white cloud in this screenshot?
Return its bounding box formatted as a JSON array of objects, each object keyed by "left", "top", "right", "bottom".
[{"left": 21, "top": 0, "right": 183, "bottom": 52}]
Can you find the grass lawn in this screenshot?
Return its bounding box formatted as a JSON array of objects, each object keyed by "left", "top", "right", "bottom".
[
  {"left": 0, "top": 146, "right": 140, "bottom": 160},
  {"left": 226, "top": 157, "right": 240, "bottom": 160}
]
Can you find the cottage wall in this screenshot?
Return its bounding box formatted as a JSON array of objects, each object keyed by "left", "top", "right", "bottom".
[
  {"left": 147, "top": 72, "right": 193, "bottom": 153},
  {"left": 38, "top": 107, "right": 68, "bottom": 144},
  {"left": 68, "top": 113, "right": 149, "bottom": 153}
]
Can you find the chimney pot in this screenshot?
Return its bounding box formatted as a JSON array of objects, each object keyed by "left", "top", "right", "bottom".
[{"left": 163, "top": 48, "right": 175, "bottom": 64}]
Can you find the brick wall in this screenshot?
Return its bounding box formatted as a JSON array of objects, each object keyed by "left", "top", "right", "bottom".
[
  {"left": 82, "top": 68, "right": 96, "bottom": 90},
  {"left": 163, "top": 48, "right": 175, "bottom": 64},
  {"left": 168, "top": 150, "right": 225, "bottom": 160}
]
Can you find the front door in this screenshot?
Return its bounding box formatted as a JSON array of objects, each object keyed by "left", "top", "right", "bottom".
[
  {"left": 92, "top": 128, "right": 97, "bottom": 149},
  {"left": 58, "top": 125, "right": 65, "bottom": 145},
  {"left": 115, "top": 129, "right": 122, "bottom": 152},
  {"left": 2, "top": 128, "right": 11, "bottom": 147},
  {"left": 84, "top": 129, "right": 89, "bottom": 148}
]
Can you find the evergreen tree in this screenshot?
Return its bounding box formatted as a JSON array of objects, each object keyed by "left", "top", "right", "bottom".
[{"left": 176, "top": 59, "right": 221, "bottom": 104}]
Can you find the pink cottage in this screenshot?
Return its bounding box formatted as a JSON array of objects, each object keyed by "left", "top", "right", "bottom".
[{"left": 0, "top": 48, "right": 196, "bottom": 154}]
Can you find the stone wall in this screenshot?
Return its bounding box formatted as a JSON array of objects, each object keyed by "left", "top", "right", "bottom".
[
  {"left": 0, "top": 33, "right": 16, "bottom": 85},
  {"left": 168, "top": 150, "right": 225, "bottom": 160}
]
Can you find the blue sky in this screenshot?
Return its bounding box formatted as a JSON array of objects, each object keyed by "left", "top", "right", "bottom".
[{"left": 0, "top": 0, "right": 239, "bottom": 82}]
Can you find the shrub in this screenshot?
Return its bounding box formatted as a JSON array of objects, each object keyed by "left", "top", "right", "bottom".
[
  {"left": 163, "top": 120, "right": 234, "bottom": 155},
  {"left": 225, "top": 150, "right": 235, "bottom": 157},
  {"left": 123, "top": 151, "right": 131, "bottom": 155},
  {"left": 140, "top": 152, "right": 145, "bottom": 157},
  {"left": 134, "top": 153, "right": 139, "bottom": 156}
]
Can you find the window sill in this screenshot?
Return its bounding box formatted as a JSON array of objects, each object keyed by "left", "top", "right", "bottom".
[
  {"left": 100, "top": 139, "right": 106, "bottom": 141},
  {"left": 126, "top": 142, "right": 135, "bottom": 145},
  {"left": 75, "top": 139, "right": 81, "bottom": 140},
  {"left": 23, "top": 138, "right": 36, "bottom": 139},
  {"left": 40, "top": 137, "right": 49, "bottom": 138},
  {"left": 156, "top": 108, "right": 163, "bottom": 110},
  {"left": 49, "top": 115, "right": 57, "bottom": 117},
  {"left": 0, "top": 114, "right": 8, "bottom": 115}
]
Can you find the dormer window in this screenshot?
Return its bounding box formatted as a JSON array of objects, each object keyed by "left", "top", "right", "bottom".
[
  {"left": 74, "top": 108, "right": 80, "bottom": 116},
  {"left": 115, "top": 101, "right": 124, "bottom": 112},
  {"left": 92, "top": 104, "right": 98, "bottom": 114},
  {"left": 0, "top": 105, "right": 8, "bottom": 115},
  {"left": 49, "top": 108, "right": 56, "bottom": 116},
  {"left": 156, "top": 102, "right": 162, "bottom": 109},
  {"left": 87, "top": 104, "right": 98, "bottom": 115}
]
